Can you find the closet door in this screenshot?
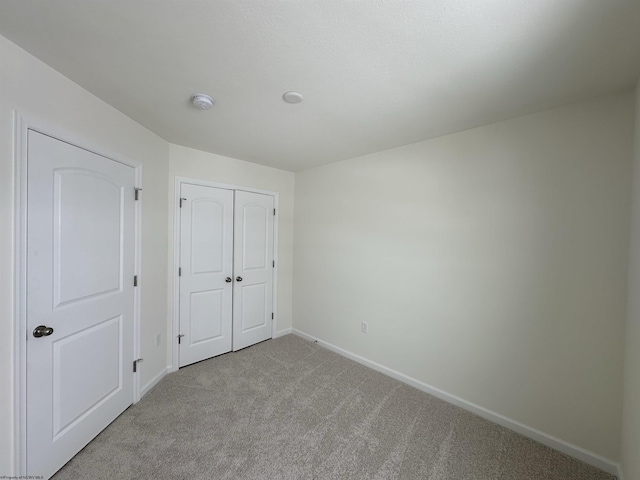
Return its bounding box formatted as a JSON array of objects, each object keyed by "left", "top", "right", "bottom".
[
  {"left": 179, "top": 184, "right": 233, "bottom": 367},
  {"left": 232, "top": 191, "right": 274, "bottom": 351}
]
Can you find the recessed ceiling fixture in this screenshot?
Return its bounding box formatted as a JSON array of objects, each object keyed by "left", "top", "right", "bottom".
[
  {"left": 191, "top": 93, "right": 214, "bottom": 110},
  {"left": 282, "top": 91, "right": 304, "bottom": 104}
]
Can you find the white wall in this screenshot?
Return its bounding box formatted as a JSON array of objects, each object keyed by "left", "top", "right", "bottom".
[
  {"left": 168, "top": 144, "right": 295, "bottom": 350},
  {"left": 0, "top": 35, "right": 170, "bottom": 474},
  {"left": 293, "top": 91, "right": 635, "bottom": 462},
  {"left": 621, "top": 80, "right": 640, "bottom": 480}
]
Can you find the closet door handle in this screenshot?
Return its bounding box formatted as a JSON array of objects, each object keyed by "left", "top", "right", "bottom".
[
  {"left": 225, "top": 277, "right": 232, "bottom": 283},
  {"left": 236, "top": 276, "right": 243, "bottom": 282}
]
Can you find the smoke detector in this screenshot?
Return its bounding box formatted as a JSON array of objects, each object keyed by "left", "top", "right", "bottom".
[
  {"left": 191, "top": 94, "right": 214, "bottom": 110},
  {"left": 282, "top": 91, "right": 304, "bottom": 104}
]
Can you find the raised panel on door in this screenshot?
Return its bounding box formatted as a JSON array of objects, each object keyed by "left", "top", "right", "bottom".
[
  {"left": 54, "top": 170, "right": 123, "bottom": 307},
  {"left": 240, "top": 283, "right": 268, "bottom": 331},
  {"left": 26, "top": 130, "right": 135, "bottom": 479},
  {"left": 233, "top": 191, "right": 274, "bottom": 351},
  {"left": 189, "top": 289, "right": 223, "bottom": 343},
  {"left": 191, "top": 198, "right": 225, "bottom": 275},
  {"left": 52, "top": 316, "right": 122, "bottom": 439},
  {"left": 179, "top": 184, "right": 233, "bottom": 367}
]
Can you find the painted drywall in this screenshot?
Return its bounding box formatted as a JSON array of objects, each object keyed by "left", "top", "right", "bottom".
[
  {"left": 168, "top": 144, "right": 295, "bottom": 354},
  {"left": 3, "top": 1, "right": 640, "bottom": 172},
  {"left": 621, "top": 80, "right": 640, "bottom": 480},
  {"left": 293, "top": 92, "right": 635, "bottom": 461},
  {"left": 0, "top": 34, "right": 170, "bottom": 474}
]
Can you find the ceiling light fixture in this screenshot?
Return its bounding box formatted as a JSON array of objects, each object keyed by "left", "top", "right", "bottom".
[
  {"left": 191, "top": 93, "right": 214, "bottom": 110},
  {"left": 282, "top": 91, "right": 304, "bottom": 104}
]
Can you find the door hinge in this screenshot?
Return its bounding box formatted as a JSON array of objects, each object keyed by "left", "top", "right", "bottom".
[
  {"left": 134, "top": 275, "right": 138, "bottom": 287},
  {"left": 134, "top": 188, "right": 142, "bottom": 201},
  {"left": 180, "top": 197, "right": 186, "bottom": 208},
  {"left": 273, "top": 208, "right": 276, "bottom": 216},
  {"left": 178, "top": 334, "right": 184, "bottom": 344},
  {"left": 272, "top": 313, "right": 274, "bottom": 320},
  {"left": 272, "top": 260, "right": 275, "bottom": 268},
  {"left": 133, "top": 358, "right": 143, "bottom": 373},
  {"left": 178, "top": 267, "right": 182, "bottom": 277}
]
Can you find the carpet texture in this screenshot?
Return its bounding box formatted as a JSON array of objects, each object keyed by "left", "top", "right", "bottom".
[{"left": 52, "top": 334, "right": 616, "bottom": 480}]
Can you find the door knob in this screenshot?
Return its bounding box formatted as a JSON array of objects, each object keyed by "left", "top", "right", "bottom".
[
  {"left": 225, "top": 277, "right": 232, "bottom": 283},
  {"left": 33, "top": 325, "right": 54, "bottom": 338},
  {"left": 236, "top": 276, "right": 243, "bottom": 282}
]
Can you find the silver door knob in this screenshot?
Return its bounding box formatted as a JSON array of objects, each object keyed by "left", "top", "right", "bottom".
[
  {"left": 225, "top": 277, "right": 232, "bottom": 283},
  {"left": 236, "top": 276, "right": 243, "bottom": 282},
  {"left": 33, "top": 325, "right": 54, "bottom": 338}
]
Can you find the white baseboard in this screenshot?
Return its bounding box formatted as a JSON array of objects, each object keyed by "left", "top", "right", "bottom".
[
  {"left": 291, "top": 329, "right": 620, "bottom": 477},
  {"left": 275, "top": 327, "right": 292, "bottom": 338},
  {"left": 140, "top": 366, "right": 170, "bottom": 398},
  {"left": 617, "top": 465, "right": 625, "bottom": 480}
]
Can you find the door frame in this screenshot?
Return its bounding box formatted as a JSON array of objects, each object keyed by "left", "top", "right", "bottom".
[
  {"left": 12, "top": 112, "right": 143, "bottom": 475},
  {"left": 171, "top": 176, "right": 280, "bottom": 372}
]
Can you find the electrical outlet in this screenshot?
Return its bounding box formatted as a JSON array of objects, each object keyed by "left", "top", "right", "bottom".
[
  {"left": 155, "top": 333, "right": 161, "bottom": 347},
  {"left": 361, "top": 321, "right": 368, "bottom": 333}
]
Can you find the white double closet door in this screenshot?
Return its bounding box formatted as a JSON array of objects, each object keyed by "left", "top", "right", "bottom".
[{"left": 179, "top": 184, "right": 275, "bottom": 367}]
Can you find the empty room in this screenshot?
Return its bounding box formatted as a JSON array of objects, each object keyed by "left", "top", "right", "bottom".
[{"left": 1, "top": 1, "right": 640, "bottom": 479}]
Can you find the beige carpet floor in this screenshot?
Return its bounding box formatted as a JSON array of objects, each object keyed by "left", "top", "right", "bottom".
[{"left": 52, "top": 334, "right": 616, "bottom": 480}]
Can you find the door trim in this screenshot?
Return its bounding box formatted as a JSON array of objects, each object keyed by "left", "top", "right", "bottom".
[
  {"left": 171, "top": 176, "right": 280, "bottom": 373},
  {"left": 12, "top": 112, "right": 143, "bottom": 475}
]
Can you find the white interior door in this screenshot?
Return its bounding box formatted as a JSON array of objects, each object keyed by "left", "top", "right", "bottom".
[
  {"left": 26, "top": 130, "right": 135, "bottom": 479},
  {"left": 232, "top": 191, "right": 274, "bottom": 351},
  {"left": 178, "top": 184, "right": 233, "bottom": 367}
]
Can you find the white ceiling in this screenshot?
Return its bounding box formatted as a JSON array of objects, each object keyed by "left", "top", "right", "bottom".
[{"left": 1, "top": 1, "right": 639, "bottom": 172}]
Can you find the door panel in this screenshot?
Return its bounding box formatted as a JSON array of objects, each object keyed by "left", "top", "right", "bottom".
[
  {"left": 179, "top": 184, "right": 233, "bottom": 367},
  {"left": 242, "top": 204, "right": 268, "bottom": 270},
  {"left": 191, "top": 199, "right": 225, "bottom": 275},
  {"left": 53, "top": 315, "right": 122, "bottom": 438},
  {"left": 27, "top": 130, "right": 135, "bottom": 479},
  {"left": 241, "top": 283, "right": 268, "bottom": 331},
  {"left": 54, "top": 170, "right": 123, "bottom": 306},
  {"left": 189, "top": 289, "right": 224, "bottom": 343},
  {"left": 233, "top": 191, "right": 274, "bottom": 351}
]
